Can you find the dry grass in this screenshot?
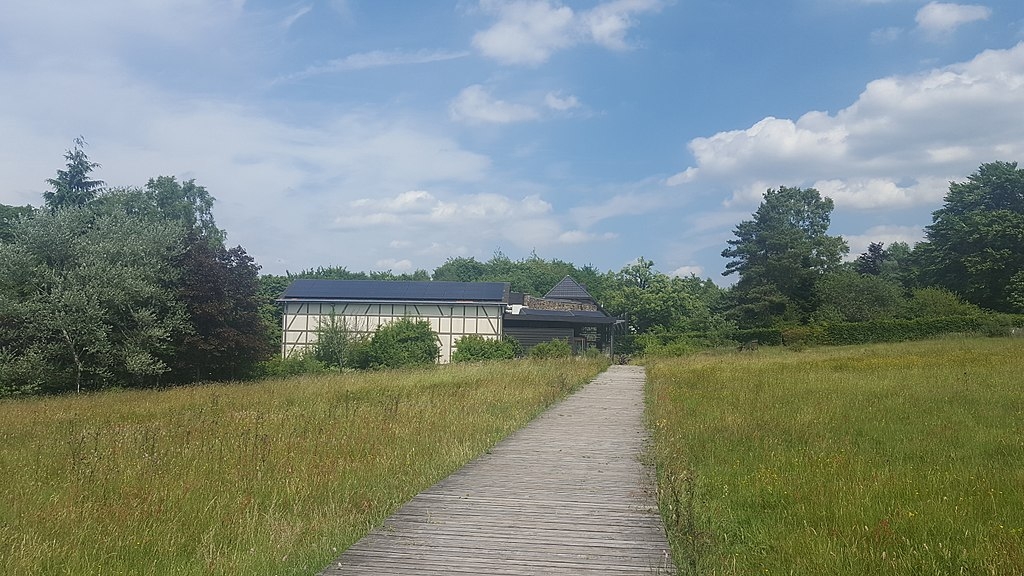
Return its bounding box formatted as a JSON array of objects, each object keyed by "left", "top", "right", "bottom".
[
  {"left": 647, "top": 338, "right": 1024, "bottom": 575},
  {"left": 0, "top": 358, "right": 607, "bottom": 575}
]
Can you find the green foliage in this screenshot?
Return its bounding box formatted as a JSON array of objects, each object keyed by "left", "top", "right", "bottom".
[
  {"left": 311, "top": 314, "right": 367, "bottom": 369},
  {"left": 722, "top": 186, "right": 849, "bottom": 327},
  {"left": 731, "top": 327, "right": 785, "bottom": 346},
  {"left": 363, "top": 318, "right": 440, "bottom": 369},
  {"left": 815, "top": 314, "right": 1012, "bottom": 345},
  {"left": 256, "top": 352, "right": 326, "bottom": 378},
  {"left": 43, "top": 137, "right": 104, "bottom": 211},
  {"left": 854, "top": 241, "right": 888, "bottom": 275},
  {"left": 97, "top": 183, "right": 273, "bottom": 382},
  {"left": 0, "top": 203, "right": 33, "bottom": 243},
  {"left": 432, "top": 256, "right": 488, "bottom": 282},
  {"left": 602, "top": 258, "right": 730, "bottom": 342},
  {"left": 813, "top": 270, "right": 905, "bottom": 323},
  {"left": 451, "top": 334, "right": 518, "bottom": 363},
  {"left": 915, "top": 161, "right": 1024, "bottom": 312},
  {"left": 528, "top": 338, "right": 573, "bottom": 359},
  {"left": 0, "top": 208, "right": 189, "bottom": 393},
  {"left": 904, "top": 287, "right": 983, "bottom": 318}
]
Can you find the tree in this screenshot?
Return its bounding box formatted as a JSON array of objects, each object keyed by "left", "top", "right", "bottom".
[
  {"left": 168, "top": 237, "right": 273, "bottom": 381},
  {"left": 97, "top": 183, "right": 272, "bottom": 381},
  {"left": 0, "top": 204, "right": 33, "bottom": 243},
  {"left": 812, "top": 271, "right": 906, "bottom": 323},
  {"left": 43, "top": 137, "right": 104, "bottom": 211},
  {"left": 312, "top": 314, "right": 364, "bottom": 369},
  {"left": 915, "top": 161, "right": 1024, "bottom": 312},
  {"left": 432, "top": 257, "right": 488, "bottom": 282},
  {"left": 855, "top": 242, "right": 888, "bottom": 275},
  {"left": 722, "top": 186, "right": 848, "bottom": 326},
  {"left": 0, "top": 209, "right": 188, "bottom": 393}
]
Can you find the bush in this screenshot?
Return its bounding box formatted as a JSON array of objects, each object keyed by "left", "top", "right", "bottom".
[
  {"left": 731, "top": 327, "right": 784, "bottom": 346},
  {"left": 452, "top": 334, "right": 518, "bottom": 363},
  {"left": 311, "top": 314, "right": 366, "bottom": 370},
  {"left": 257, "top": 353, "right": 326, "bottom": 378},
  {"left": 528, "top": 338, "right": 572, "bottom": 359},
  {"left": 363, "top": 318, "right": 440, "bottom": 369},
  {"left": 816, "top": 315, "right": 1001, "bottom": 345},
  {"left": 904, "top": 287, "right": 983, "bottom": 318}
]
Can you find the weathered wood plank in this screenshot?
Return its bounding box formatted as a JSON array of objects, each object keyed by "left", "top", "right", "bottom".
[{"left": 317, "top": 365, "right": 676, "bottom": 575}]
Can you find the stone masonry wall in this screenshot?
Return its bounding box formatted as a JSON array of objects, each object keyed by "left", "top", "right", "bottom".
[{"left": 523, "top": 295, "right": 598, "bottom": 312}]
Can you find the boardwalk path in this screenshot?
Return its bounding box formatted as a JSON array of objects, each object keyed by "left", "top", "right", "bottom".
[{"left": 318, "top": 365, "right": 676, "bottom": 575}]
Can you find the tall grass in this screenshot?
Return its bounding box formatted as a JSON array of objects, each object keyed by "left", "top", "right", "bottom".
[
  {"left": 647, "top": 338, "right": 1024, "bottom": 575},
  {"left": 0, "top": 358, "right": 607, "bottom": 575}
]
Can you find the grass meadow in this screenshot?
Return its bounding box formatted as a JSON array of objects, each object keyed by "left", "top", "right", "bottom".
[
  {"left": 0, "top": 358, "right": 607, "bottom": 576},
  {"left": 647, "top": 337, "right": 1024, "bottom": 575}
]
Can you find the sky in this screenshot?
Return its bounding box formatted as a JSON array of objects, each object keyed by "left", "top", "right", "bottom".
[{"left": 2, "top": 0, "right": 1023, "bottom": 282}]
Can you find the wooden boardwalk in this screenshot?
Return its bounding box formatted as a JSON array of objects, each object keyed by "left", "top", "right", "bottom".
[{"left": 318, "top": 365, "right": 676, "bottom": 575}]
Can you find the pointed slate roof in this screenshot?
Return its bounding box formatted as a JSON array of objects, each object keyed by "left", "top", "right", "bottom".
[{"left": 543, "top": 276, "right": 596, "bottom": 304}]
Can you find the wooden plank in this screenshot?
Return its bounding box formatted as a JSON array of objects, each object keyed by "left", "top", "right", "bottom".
[{"left": 316, "top": 365, "right": 676, "bottom": 575}]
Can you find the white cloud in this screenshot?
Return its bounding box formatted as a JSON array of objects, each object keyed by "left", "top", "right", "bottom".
[
  {"left": 915, "top": 2, "right": 991, "bottom": 35},
  {"left": 282, "top": 5, "right": 312, "bottom": 29},
  {"left": 843, "top": 225, "right": 926, "bottom": 259},
  {"left": 449, "top": 85, "right": 540, "bottom": 124},
  {"left": 812, "top": 177, "right": 950, "bottom": 209},
  {"left": 670, "top": 265, "right": 704, "bottom": 277},
  {"left": 472, "top": 0, "right": 661, "bottom": 65},
  {"left": 374, "top": 258, "right": 414, "bottom": 272},
  {"left": 544, "top": 91, "right": 581, "bottom": 111},
  {"left": 278, "top": 49, "right": 470, "bottom": 82},
  {"left": 673, "top": 42, "right": 1024, "bottom": 210},
  {"left": 335, "top": 190, "right": 553, "bottom": 230},
  {"left": 557, "top": 230, "right": 618, "bottom": 243},
  {"left": 570, "top": 192, "right": 666, "bottom": 227},
  {"left": 870, "top": 26, "right": 903, "bottom": 44}
]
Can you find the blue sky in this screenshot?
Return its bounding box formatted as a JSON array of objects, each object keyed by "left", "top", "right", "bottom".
[{"left": 2, "top": 1, "right": 1023, "bottom": 282}]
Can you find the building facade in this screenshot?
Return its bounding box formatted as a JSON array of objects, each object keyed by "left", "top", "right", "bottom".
[{"left": 278, "top": 280, "right": 509, "bottom": 363}]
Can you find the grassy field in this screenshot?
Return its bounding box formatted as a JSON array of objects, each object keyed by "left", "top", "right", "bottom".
[
  {"left": 0, "top": 358, "right": 607, "bottom": 576},
  {"left": 647, "top": 337, "right": 1024, "bottom": 575}
]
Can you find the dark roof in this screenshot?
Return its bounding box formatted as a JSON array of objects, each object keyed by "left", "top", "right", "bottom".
[
  {"left": 279, "top": 279, "right": 509, "bottom": 303},
  {"left": 543, "top": 276, "right": 596, "bottom": 303},
  {"left": 504, "top": 308, "right": 621, "bottom": 326},
  {"left": 508, "top": 291, "right": 526, "bottom": 305}
]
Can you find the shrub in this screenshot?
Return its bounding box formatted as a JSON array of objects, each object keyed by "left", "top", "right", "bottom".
[
  {"left": 452, "top": 334, "right": 517, "bottom": 363},
  {"left": 528, "top": 338, "right": 572, "bottom": 359},
  {"left": 731, "top": 327, "right": 784, "bottom": 346},
  {"left": 257, "top": 353, "right": 326, "bottom": 378},
  {"left": 311, "top": 314, "right": 366, "bottom": 370},
  {"left": 363, "top": 318, "right": 440, "bottom": 369},
  {"left": 904, "top": 287, "right": 983, "bottom": 318}
]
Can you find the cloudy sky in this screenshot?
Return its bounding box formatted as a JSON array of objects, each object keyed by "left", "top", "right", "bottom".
[{"left": 2, "top": 1, "right": 1023, "bottom": 280}]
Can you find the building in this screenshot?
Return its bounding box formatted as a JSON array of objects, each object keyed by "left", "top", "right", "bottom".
[
  {"left": 277, "top": 276, "right": 622, "bottom": 362},
  {"left": 278, "top": 279, "right": 509, "bottom": 363},
  {"left": 504, "top": 276, "right": 622, "bottom": 354}
]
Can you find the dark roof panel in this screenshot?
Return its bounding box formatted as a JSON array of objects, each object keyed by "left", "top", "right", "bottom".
[
  {"left": 280, "top": 279, "right": 509, "bottom": 303},
  {"left": 505, "top": 308, "right": 620, "bottom": 325},
  {"left": 543, "top": 276, "right": 596, "bottom": 302}
]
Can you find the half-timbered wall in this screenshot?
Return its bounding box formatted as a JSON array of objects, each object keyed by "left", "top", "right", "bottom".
[{"left": 282, "top": 302, "right": 504, "bottom": 363}]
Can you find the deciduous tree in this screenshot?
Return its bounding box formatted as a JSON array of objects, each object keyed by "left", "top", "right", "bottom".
[{"left": 915, "top": 161, "right": 1024, "bottom": 312}]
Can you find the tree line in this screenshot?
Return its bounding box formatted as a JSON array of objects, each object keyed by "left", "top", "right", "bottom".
[{"left": 2, "top": 140, "right": 1022, "bottom": 395}]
